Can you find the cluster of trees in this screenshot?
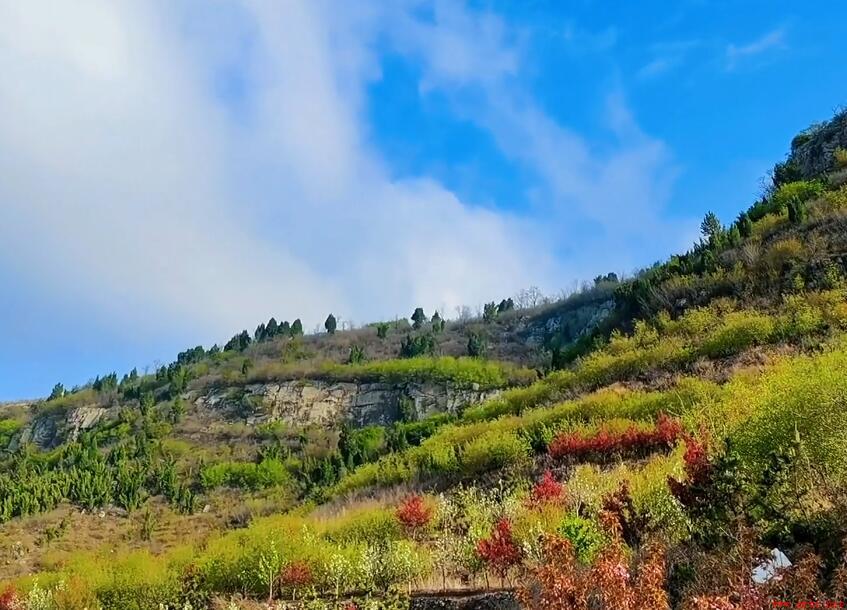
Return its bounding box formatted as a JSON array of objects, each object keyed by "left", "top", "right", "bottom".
[
  {"left": 482, "top": 298, "right": 515, "bottom": 322},
  {"left": 615, "top": 173, "right": 829, "bottom": 322},
  {"left": 0, "top": 429, "right": 195, "bottom": 523},
  {"left": 225, "top": 317, "right": 305, "bottom": 352},
  {"left": 409, "top": 307, "right": 445, "bottom": 332}
]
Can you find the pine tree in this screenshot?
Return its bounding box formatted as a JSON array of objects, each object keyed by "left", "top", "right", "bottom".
[
  {"left": 325, "top": 313, "right": 337, "bottom": 335},
  {"left": 467, "top": 332, "right": 488, "bottom": 357},
  {"left": 291, "top": 319, "right": 303, "bottom": 336},
  {"left": 700, "top": 211, "right": 723, "bottom": 245},
  {"left": 48, "top": 383, "right": 65, "bottom": 401},
  {"left": 737, "top": 212, "right": 753, "bottom": 238},
  {"left": 411, "top": 307, "right": 427, "bottom": 329}
]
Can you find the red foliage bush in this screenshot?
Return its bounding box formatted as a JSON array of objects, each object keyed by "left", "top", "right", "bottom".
[
  {"left": 0, "top": 586, "right": 18, "bottom": 610},
  {"left": 548, "top": 413, "right": 683, "bottom": 461},
  {"left": 395, "top": 494, "right": 433, "bottom": 531},
  {"left": 477, "top": 518, "right": 523, "bottom": 578},
  {"left": 280, "top": 560, "right": 314, "bottom": 588},
  {"left": 528, "top": 470, "right": 567, "bottom": 507}
]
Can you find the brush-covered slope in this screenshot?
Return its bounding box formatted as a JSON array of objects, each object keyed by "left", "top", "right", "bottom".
[{"left": 2, "top": 109, "right": 847, "bottom": 609}]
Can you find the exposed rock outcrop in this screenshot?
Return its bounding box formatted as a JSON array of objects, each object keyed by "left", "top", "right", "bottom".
[
  {"left": 14, "top": 405, "right": 109, "bottom": 449},
  {"left": 195, "top": 379, "right": 500, "bottom": 427},
  {"left": 789, "top": 109, "right": 847, "bottom": 179}
]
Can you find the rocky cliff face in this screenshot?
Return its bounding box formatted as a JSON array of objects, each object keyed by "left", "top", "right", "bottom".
[
  {"left": 13, "top": 405, "right": 108, "bottom": 449},
  {"left": 14, "top": 379, "right": 498, "bottom": 449},
  {"left": 790, "top": 109, "right": 847, "bottom": 179},
  {"left": 194, "top": 379, "right": 500, "bottom": 427}
]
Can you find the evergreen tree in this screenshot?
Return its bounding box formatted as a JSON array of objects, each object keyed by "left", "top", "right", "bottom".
[
  {"left": 376, "top": 322, "right": 390, "bottom": 339},
  {"left": 266, "top": 317, "right": 279, "bottom": 338},
  {"left": 49, "top": 383, "right": 65, "bottom": 401},
  {"left": 497, "top": 298, "right": 515, "bottom": 313},
  {"left": 431, "top": 311, "right": 443, "bottom": 333},
  {"left": 467, "top": 331, "right": 488, "bottom": 357},
  {"left": 255, "top": 323, "right": 267, "bottom": 341},
  {"left": 348, "top": 345, "right": 365, "bottom": 364},
  {"left": 291, "top": 319, "right": 303, "bottom": 336},
  {"left": 483, "top": 302, "right": 499, "bottom": 323},
  {"left": 139, "top": 392, "right": 155, "bottom": 416},
  {"left": 324, "top": 313, "right": 337, "bottom": 335},
  {"left": 411, "top": 307, "right": 427, "bottom": 329},
  {"left": 788, "top": 198, "right": 808, "bottom": 224},
  {"left": 700, "top": 211, "right": 723, "bottom": 245},
  {"left": 737, "top": 212, "right": 753, "bottom": 238}
]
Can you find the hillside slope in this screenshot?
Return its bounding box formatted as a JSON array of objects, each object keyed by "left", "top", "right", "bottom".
[{"left": 2, "top": 109, "right": 847, "bottom": 609}]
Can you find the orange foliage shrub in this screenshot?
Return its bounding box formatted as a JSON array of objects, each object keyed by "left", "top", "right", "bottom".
[
  {"left": 395, "top": 495, "right": 433, "bottom": 532},
  {"left": 518, "top": 532, "right": 669, "bottom": 610}
]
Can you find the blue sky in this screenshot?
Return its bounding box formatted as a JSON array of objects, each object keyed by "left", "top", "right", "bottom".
[{"left": 0, "top": 0, "right": 845, "bottom": 400}]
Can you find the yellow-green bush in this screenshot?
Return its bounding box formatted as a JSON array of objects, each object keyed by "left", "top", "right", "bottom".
[
  {"left": 251, "top": 357, "right": 536, "bottom": 389},
  {"left": 698, "top": 310, "right": 776, "bottom": 358},
  {"left": 727, "top": 346, "right": 847, "bottom": 477},
  {"left": 771, "top": 180, "right": 825, "bottom": 212},
  {"left": 460, "top": 429, "right": 531, "bottom": 475}
]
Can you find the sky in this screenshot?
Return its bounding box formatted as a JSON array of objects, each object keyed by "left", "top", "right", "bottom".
[{"left": 0, "top": 0, "right": 845, "bottom": 400}]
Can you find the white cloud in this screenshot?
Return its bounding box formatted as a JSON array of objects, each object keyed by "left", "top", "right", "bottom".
[
  {"left": 0, "top": 0, "right": 688, "bottom": 372},
  {"left": 376, "top": 4, "right": 689, "bottom": 274},
  {"left": 726, "top": 27, "right": 786, "bottom": 69},
  {"left": 0, "top": 0, "right": 558, "bottom": 350}
]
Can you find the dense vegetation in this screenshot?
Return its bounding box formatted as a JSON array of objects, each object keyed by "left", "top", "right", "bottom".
[{"left": 2, "top": 111, "right": 847, "bottom": 609}]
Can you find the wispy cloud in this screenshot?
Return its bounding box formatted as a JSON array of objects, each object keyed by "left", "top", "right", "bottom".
[
  {"left": 382, "top": 3, "right": 688, "bottom": 275},
  {"left": 637, "top": 56, "right": 680, "bottom": 79},
  {"left": 726, "top": 27, "right": 787, "bottom": 69}
]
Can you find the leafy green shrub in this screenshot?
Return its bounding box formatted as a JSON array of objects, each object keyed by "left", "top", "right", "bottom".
[
  {"left": 324, "top": 507, "right": 402, "bottom": 545},
  {"left": 558, "top": 514, "right": 604, "bottom": 562},
  {"left": 771, "top": 180, "right": 824, "bottom": 213},
  {"left": 775, "top": 294, "right": 826, "bottom": 339},
  {"left": 698, "top": 311, "right": 775, "bottom": 358},
  {"left": 200, "top": 457, "right": 292, "bottom": 491},
  {"left": 340, "top": 425, "right": 386, "bottom": 467},
  {"left": 319, "top": 356, "right": 532, "bottom": 389},
  {"left": 728, "top": 347, "right": 847, "bottom": 477},
  {"left": 399, "top": 333, "right": 436, "bottom": 358},
  {"left": 0, "top": 419, "right": 22, "bottom": 447},
  {"left": 460, "top": 429, "right": 530, "bottom": 475}
]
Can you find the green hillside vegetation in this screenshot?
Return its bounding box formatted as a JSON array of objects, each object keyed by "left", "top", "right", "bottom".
[{"left": 2, "top": 109, "right": 847, "bottom": 609}]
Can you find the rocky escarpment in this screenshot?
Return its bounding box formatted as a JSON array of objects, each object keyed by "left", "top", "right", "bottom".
[
  {"left": 13, "top": 405, "right": 108, "bottom": 449},
  {"left": 789, "top": 109, "right": 847, "bottom": 179},
  {"left": 194, "top": 379, "right": 500, "bottom": 427},
  {"left": 12, "top": 380, "right": 498, "bottom": 449}
]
